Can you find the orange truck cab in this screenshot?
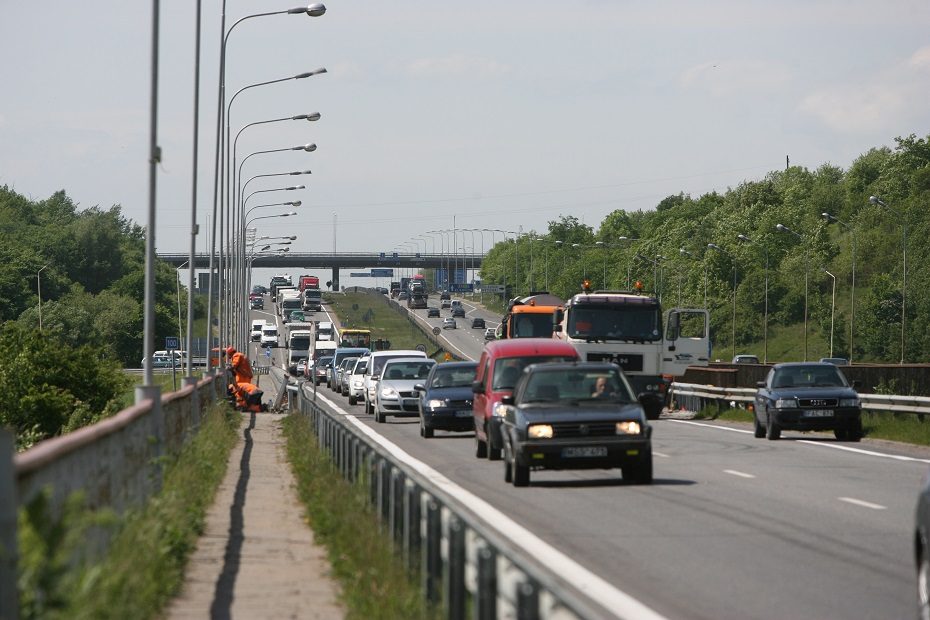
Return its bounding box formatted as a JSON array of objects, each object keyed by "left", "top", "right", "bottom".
[
  {"left": 498, "top": 292, "right": 563, "bottom": 339},
  {"left": 471, "top": 338, "right": 580, "bottom": 461}
]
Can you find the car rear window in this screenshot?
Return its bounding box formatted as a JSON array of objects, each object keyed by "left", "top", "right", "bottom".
[{"left": 382, "top": 360, "right": 435, "bottom": 380}]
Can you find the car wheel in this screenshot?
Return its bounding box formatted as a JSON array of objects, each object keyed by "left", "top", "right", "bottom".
[
  {"left": 487, "top": 443, "right": 502, "bottom": 461},
  {"left": 503, "top": 450, "right": 513, "bottom": 483},
  {"left": 474, "top": 431, "right": 488, "bottom": 459},
  {"left": 766, "top": 412, "right": 781, "bottom": 441},
  {"left": 753, "top": 411, "right": 766, "bottom": 438},
  {"left": 920, "top": 539, "right": 930, "bottom": 620},
  {"left": 625, "top": 448, "right": 653, "bottom": 485},
  {"left": 348, "top": 394, "right": 357, "bottom": 406},
  {"left": 375, "top": 409, "right": 385, "bottom": 423},
  {"left": 512, "top": 456, "right": 529, "bottom": 487},
  {"left": 833, "top": 428, "right": 848, "bottom": 441},
  {"left": 845, "top": 419, "right": 863, "bottom": 442},
  {"left": 421, "top": 417, "right": 434, "bottom": 438}
]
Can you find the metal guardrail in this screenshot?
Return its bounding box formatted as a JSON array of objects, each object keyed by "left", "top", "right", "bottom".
[
  {"left": 290, "top": 382, "right": 657, "bottom": 620},
  {"left": 669, "top": 382, "right": 930, "bottom": 415}
]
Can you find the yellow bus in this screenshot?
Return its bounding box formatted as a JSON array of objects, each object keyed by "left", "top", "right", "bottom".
[{"left": 339, "top": 328, "right": 372, "bottom": 349}]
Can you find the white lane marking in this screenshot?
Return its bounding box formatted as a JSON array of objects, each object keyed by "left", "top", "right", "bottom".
[
  {"left": 668, "top": 419, "right": 930, "bottom": 464},
  {"left": 723, "top": 469, "right": 756, "bottom": 479},
  {"left": 313, "top": 389, "right": 668, "bottom": 620},
  {"left": 653, "top": 451, "right": 670, "bottom": 458},
  {"left": 838, "top": 497, "right": 887, "bottom": 510},
  {"left": 405, "top": 306, "right": 474, "bottom": 360}
]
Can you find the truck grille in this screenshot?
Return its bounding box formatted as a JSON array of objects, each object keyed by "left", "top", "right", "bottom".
[{"left": 586, "top": 353, "right": 644, "bottom": 372}]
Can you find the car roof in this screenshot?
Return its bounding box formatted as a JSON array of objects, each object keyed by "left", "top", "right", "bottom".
[
  {"left": 431, "top": 360, "right": 478, "bottom": 370},
  {"left": 383, "top": 357, "right": 436, "bottom": 365},
  {"left": 523, "top": 361, "right": 618, "bottom": 374},
  {"left": 482, "top": 338, "right": 579, "bottom": 358},
  {"left": 369, "top": 349, "right": 427, "bottom": 358}
]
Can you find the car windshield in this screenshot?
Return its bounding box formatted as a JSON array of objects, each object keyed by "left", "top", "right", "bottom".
[
  {"left": 382, "top": 360, "right": 436, "bottom": 380},
  {"left": 429, "top": 366, "right": 477, "bottom": 388},
  {"left": 511, "top": 313, "right": 553, "bottom": 338},
  {"left": 520, "top": 369, "right": 635, "bottom": 404},
  {"left": 372, "top": 355, "right": 422, "bottom": 376},
  {"left": 352, "top": 360, "right": 368, "bottom": 374},
  {"left": 341, "top": 357, "right": 358, "bottom": 370},
  {"left": 771, "top": 366, "right": 847, "bottom": 388},
  {"left": 491, "top": 356, "right": 577, "bottom": 391},
  {"left": 568, "top": 303, "right": 661, "bottom": 342}
]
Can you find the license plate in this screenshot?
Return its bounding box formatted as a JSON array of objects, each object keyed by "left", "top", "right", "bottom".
[
  {"left": 804, "top": 409, "right": 833, "bottom": 417},
  {"left": 562, "top": 446, "right": 608, "bottom": 458},
  {"left": 455, "top": 410, "right": 471, "bottom": 417}
]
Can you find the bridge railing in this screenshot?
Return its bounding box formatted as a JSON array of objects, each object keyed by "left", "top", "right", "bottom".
[
  {"left": 669, "top": 382, "right": 930, "bottom": 415},
  {"left": 291, "top": 383, "right": 639, "bottom": 620}
]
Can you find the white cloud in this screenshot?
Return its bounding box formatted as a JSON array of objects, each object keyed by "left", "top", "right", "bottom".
[
  {"left": 679, "top": 60, "right": 792, "bottom": 97},
  {"left": 405, "top": 54, "right": 511, "bottom": 79},
  {"left": 909, "top": 45, "right": 930, "bottom": 70}
]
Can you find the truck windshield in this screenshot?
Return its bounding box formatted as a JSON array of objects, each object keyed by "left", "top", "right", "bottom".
[
  {"left": 290, "top": 336, "right": 311, "bottom": 351},
  {"left": 511, "top": 313, "right": 554, "bottom": 338},
  {"left": 568, "top": 304, "right": 661, "bottom": 342}
]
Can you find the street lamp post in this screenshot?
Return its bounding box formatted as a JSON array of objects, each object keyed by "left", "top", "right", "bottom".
[
  {"left": 824, "top": 269, "right": 836, "bottom": 358},
  {"left": 708, "top": 243, "right": 737, "bottom": 361},
  {"left": 176, "top": 260, "right": 189, "bottom": 376},
  {"left": 776, "top": 223, "right": 809, "bottom": 361},
  {"left": 870, "top": 196, "right": 906, "bottom": 364},
  {"left": 737, "top": 234, "right": 769, "bottom": 363},
  {"left": 37, "top": 264, "right": 49, "bottom": 331},
  {"left": 821, "top": 212, "right": 856, "bottom": 363}
]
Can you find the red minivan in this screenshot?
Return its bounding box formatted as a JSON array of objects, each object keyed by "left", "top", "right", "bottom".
[{"left": 472, "top": 338, "right": 580, "bottom": 460}]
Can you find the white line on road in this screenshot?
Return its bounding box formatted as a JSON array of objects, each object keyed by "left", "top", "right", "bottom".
[
  {"left": 653, "top": 451, "right": 670, "bottom": 458},
  {"left": 668, "top": 419, "right": 930, "bottom": 464},
  {"left": 838, "top": 497, "right": 887, "bottom": 510},
  {"left": 723, "top": 469, "right": 756, "bottom": 479},
  {"left": 313, "top": 389, "right": 668, "bottom": 620}
]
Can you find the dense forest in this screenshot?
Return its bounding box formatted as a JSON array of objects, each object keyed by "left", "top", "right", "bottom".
[
  {"left": 0, "top": 187, "right": 191, "bottom": 447},
  {"left": 478, "top": 134, "right": 930, "bottom": 363}
]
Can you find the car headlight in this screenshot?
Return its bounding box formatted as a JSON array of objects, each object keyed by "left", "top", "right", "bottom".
[
  {"left": 840, "top": 397, "right": 860, "bottom": 407},
  {"left": 427, "top": 399, "right": 446, "bottom": 409},
  {"left": 775, "top": 398, "right": 798, "bottom": 409},
  {"left": 616, "top": 421, "right": 641, "bottom": 435},
  {"left": 352, "top": 380, "right": 363, "bottom": 388},
  {"left": 527, "top": 424, "right": 554, "bottom": 439},
  {"left": 380, "top": 386, "right": 397, "bottom": 398}
]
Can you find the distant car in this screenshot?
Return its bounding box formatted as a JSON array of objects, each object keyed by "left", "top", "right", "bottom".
[
  {"left": 498, "top": 362, "right": 653, "bottom": 486},
  {"left": 289, "top": 309, "right": 307, "bottom": 322},
  {"left": 819, "top": 357, "right": 849, "bottom": 366},
  {"left": 732, "top": 354, "right": 760, "bottom": 364},
  {"left": 398, "top": 291, "right": 409, "bottom": 300},
  {"left": 335, "top": 356, "right": 359, "bottom": 395},
  {"left": 375, "top": 357, "right": 437, "bottom": 423},
  {"left": 439, "top": 291, "right": 451, "bottom": 300},
  {"left": 313, "top": 356, "right": 333, "bottom": 386},
  {"left": 296, "top": 359, "right": 307, "bottom": 376},
  {"left": 442, "top": 317, "right": 457, "bottom": 330},
  {"left": 427, "top": 307, "right": 440, "bottom": 318},
  {"left": 452, "top": 306, "right": 466, "bottom": 318},
  {"left": 441, "top": 299, "right": 451, "bottom": 309},
  {"left": 250, "top": 298, "right": 264, "bottom": 310},
  {"left": 753, "top": 362, "right": 862, "bottom": 441},
  {"left": 484, "top": 327, "right": 497, "bottom": 341},
  {"left": 415, "top": 361, "right": 479, "bottom": 438},
  {"left": 143, "top": 355, "right": 175, "bottom": 369},
  {"left": 471, "top": 317, "right": 486, "bottom": 329}
]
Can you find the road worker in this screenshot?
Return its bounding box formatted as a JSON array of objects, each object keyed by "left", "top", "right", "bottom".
[
  {"left": 226, "top": 346, "right": 253, "bottom": 384},
  {"left": 228, "top": 381, "right": 265, "bottom": 412}
]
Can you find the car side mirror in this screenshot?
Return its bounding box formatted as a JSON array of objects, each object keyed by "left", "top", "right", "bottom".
[
  {"left": 501, "top": 394, "right": 515, "bottom": 405},
  {"left": 413, "top": 383, "right": 425, "bottom": 392},
  {"left": 472, "top": 380, "right": 483, "bottom": 393},
  {"left": 756, "top": 381, "right": 765, "bottom": 388}
]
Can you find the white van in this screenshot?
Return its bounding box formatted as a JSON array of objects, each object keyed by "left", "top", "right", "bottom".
[
  {"left": 251, "top": 319, "right": 265, "bottom": 342},
  {"left": 361, "top": 350, "right": 428, "bottom": 415},
  {"left": 261, "top": 324, "right": 279, "bottom": 348}
]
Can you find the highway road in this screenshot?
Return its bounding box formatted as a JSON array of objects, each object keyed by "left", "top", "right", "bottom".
[{"left": 258, "top": 291, "right": 925, "bottom": 619}]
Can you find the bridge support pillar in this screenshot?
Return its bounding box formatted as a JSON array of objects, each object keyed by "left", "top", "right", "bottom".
[{"left": 331, "top": 266, "right": 340, "bottom": 292}]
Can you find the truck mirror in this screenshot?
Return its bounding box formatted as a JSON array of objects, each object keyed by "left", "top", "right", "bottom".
[{"left": 666, "top": 311, "right": 680, "bottom": 341}]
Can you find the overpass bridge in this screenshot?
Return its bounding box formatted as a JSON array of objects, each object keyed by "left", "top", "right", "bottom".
[{"left": 157, "top": 252, "right": 484, "bottom": 290}]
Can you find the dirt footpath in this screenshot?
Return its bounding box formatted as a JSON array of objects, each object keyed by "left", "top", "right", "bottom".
[{"left": 165, "top": 412, "right": 344, "bottom": 619}]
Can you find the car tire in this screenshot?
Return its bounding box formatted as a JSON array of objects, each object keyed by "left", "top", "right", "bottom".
[
  {"left": 487, "top": 444, "right": 502, "bottom": 461},
  {"left": 833, "top": 428, "right": 848, "bottom": 441},
  {"left": 919, "top": 538, "right": 930, "bottom": 620},
  {"left": 766, "top": 413, "right": 781, "bottom": 441},
  {"left": 504, "top": 453, "right": 513, "bottom": 483},
  {"left": 423, "top": 425, "right": 434, "bottom": 439},
  {"left": 348, "top": 394, "right": 357, "bottom": 406},
  {"left": 753, "top": 412, "right": 766, "bottom": 438},
  {"left": 512, "top": 457, "right": 529, "bottom": 487},
  {"left": 375, "top": 409, "right": 385, "bottom": 423},
  {"left": 625, "top": 449, "right": 653, "bottom": 485},
  {"left": 475, "top": 432, "right": 488, "bottom": 459}
]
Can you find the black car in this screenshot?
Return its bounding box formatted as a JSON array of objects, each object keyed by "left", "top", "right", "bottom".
[
  {"left": 471, "top": 317, "right": 486, "bottom": 329},
  {"left": 753, "top": 362, "right": 862, "bottom": 441},
  {"left": 427, "top": 307, "right": 440, "bottom": 318},
  {"left": 498, "top": 362, "right": 652, "bottom": 487},
  {"left": 414, "top": 361, "right": 479, "bottom": 438},
  {"left": 439, "top": 291, "right": 451, "bottom": 300},
  {"left": 451, "top": 306, "right": 466, "bottom": 318}
]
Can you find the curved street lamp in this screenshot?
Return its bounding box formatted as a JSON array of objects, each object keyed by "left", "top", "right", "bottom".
[
  {"left": 776, "top": 223, "right": 810, "bottom": 361},
  {"left": 870, "top": 195, "right": 906, "bottom": 364}
]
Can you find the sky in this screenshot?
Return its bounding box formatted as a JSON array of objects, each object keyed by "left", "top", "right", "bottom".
[{"left": 2, "top": 1, "right": 929, "bottom": 288}]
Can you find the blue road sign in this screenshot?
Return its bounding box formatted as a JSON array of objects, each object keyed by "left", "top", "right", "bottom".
[{"left": 165, "top": 336, "right": 179, "bottom": 350}]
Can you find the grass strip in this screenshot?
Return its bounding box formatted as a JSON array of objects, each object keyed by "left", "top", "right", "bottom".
[
  {"left": 283, "top": 412, "right": 440, "bottom": 620},
  {"left": 692, "top": 405, "right": 930, "bottom": 446},
  {"left": 325, "top": 291, "right": 436, "bottom": 352},
  {"left": 17, "top": 402, "right": 238, "bottom": 619}
]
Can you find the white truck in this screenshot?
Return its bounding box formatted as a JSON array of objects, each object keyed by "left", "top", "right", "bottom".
[
  {"left": 303, "top": 287, "right": 323, "bottom": 312},
  {"left": 260, "top": 323, "right": 279, "bottom": 348},
  {"left": 279, "top": 288, "right": 302, "bottom": 320},
  {"left": 554, "top": 287, "right": 709, "bottom": 419},
  {"left": 287, "top": 322, "right": 314, "bottom": 375}
]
